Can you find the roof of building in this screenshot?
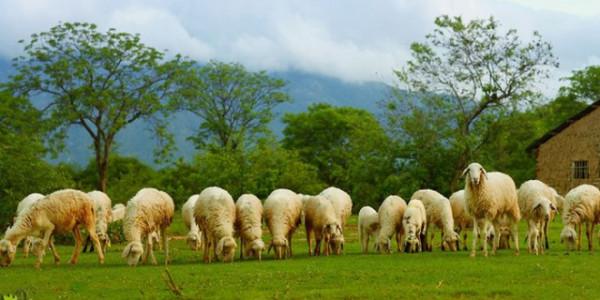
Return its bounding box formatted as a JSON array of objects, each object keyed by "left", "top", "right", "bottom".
[{"left": 527, "top": 99, "right": 600, "bottom": 152}]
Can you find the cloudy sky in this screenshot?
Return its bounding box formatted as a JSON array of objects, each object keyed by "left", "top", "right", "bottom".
[{"left": 0, "top": 0, "right": 599, "bottom": 94}]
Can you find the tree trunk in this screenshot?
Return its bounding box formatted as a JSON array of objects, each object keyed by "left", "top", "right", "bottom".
[
  {"left": 94, "top": 137, "right": 113, "bottom": 192},
  {"left": 98, "top": 158, "right": 108, "bottom": 192}
]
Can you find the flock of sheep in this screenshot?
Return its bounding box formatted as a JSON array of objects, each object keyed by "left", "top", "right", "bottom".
[{"left": 1, "top": 161, "right": 599, "bottom": 268}]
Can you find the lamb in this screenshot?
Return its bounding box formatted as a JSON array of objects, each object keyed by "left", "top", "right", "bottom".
[
  {"left": 194, "top": 187, "right": 237, "bottom": 263},
  {"left": 358, "top": 206, "right": 380, "bottom": 253},
  {"left": 111, "top": 203, "right": 126, "bottom": 222},
  {"left": 263, "top": 188, "right": 303, "bottom": 259},
  {"left": 411, "top": 189, "right": 459, "bottom": 251},
  {"left": 182, "top": 194, "right": 202, "bottom": 251},
  {"left": 560, "top": 184, "right": 600, "bottom": 251},
  {"left": 518, "top": 180, "right": 557, "bottom": 255},
  {"left": 0, "top": 189, "right": 104, "bottom": 268},
  {"left": 376, "top": 195, "right": 407, "bottom": 253},
  {"left": 235, "top": 194, "right": 265, "bottom": 261},
  {"left": 83, "top": 191, "right": 112, "bottom": 253},
  {"left": 463, "top": 162, "right": 521, "bottom": 257},
  {"left": 303, "top": 195, "right": 344, "bottom": 256},
  {"left": 121, "top": 188, "right": 174, "bottom": 266},
  {"left": 13, "top": 193, "right": 45, "bottom": 258},
  {"left": 402, "top": 200, "right": 426, "bottom": 253}
]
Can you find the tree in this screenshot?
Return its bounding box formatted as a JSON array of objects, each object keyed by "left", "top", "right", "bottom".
[
  {"left": 7, "top": 22, "right": 192, "bottom": 191},
  {"left": 0, "top": 91, "right": 73, "bottom": 228},
  {"left": 283, "top": 103, "right": 396, "bottom": 208},
  {"left": 386, "top": 15, "right": 558, "bottom": 190},
  {"left": 562, "top": 65, "right": 600, "bottom": 102},
  {"left": 180, "top": 61, "right": 289, "bottom": 151}
]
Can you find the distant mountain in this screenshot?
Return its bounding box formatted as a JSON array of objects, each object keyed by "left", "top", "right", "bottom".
[{"left": 0, "top": 58, "right": 391, "bottom": 166}]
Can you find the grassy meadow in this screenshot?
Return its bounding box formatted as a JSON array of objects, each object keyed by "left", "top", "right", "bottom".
[{"left": 0, "top": 214, "right": 598, "bottom": 300}]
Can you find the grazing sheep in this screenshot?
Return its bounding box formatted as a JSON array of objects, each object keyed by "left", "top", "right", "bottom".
[
  {"left": 376, "top": 195, "right": 407, "bottom": 253},
  {"left": 13, "top": 193, "right": 44, "bottom": 258},
  {"left": 122, "top": 188, "right": 174, "bottom": 266},
  {"left": 111, "top": 203, "right": 126, "bottom": 222},
  {"left": 449, "top": 190, "right": 472, "bottom": 251},
  {"left": 264, "top": 189, "right": 303, "bottom": 260},
  {"left": 411, "top": 189, "right": 459, "bottom": 251},
  {"left": 0, "top": 189, "right": 104, "bottom": 268},
  {"left": 83, "top": 191, "right": 112, "bottom": 253},
  {"left": 463, "top": 162, "right": 521, "bottom": 257},
  {"left": 402, "top": 200, "right": 427, "bottom": 253},
  {"left": 560, "top": 184, "right": 600, "bottom": 251},
  {"left": 194, "top": 187, "right": 237, "bottom": 263},
  {"left": 358, "top": 206, "right": 380, "bottom": 253},
  {"left": 182, "top": 195, "right": 202, "bottom": 251},
  {"left": 319, "top": 187, "right": 353, "bottom": 230},
  {"left": 546, "top": 187, "right": 564, "bottom": 249},
  {"left": 518, "top": 180, "right": 557, "bottom": 255},
  {"left": 235, "top": 194, "right": 265, "bottom": 261},
  {"left": 303, "top": 195, "right": 344, "bottom": 256}
]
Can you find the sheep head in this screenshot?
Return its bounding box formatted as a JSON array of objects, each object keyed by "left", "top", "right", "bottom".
[
  {"left": 322, "top": 223, "right": 344, "bottom": 255},
  {"left": 186, "top": 231, "right": 202, "bottom": 251},
  {"left": 376, "top": 236, "right": 392, "bottom": 254},
  {"left": 122, "top": 241, "right": 144, "bottom": 266},
  {"left": 0, "top": 240, "right": 16, "bottom": 267},
  {"left": 216, "top": 236, "right": 237, "bottom": 262},
  {"left": 404, "top": 235, "right": 420, "bottom": 253},
  {"left": 462, "top": 162, "right": 487, "bottom": 187},
  {"left": 245, "top": 239, "right": 265, "bottom": 261},
  {"left": 560, "top": 226, "right": 577, "bottom": 251},
  {"left": 442, "top": 231, "right": 459, "bottom": 251},
  {"left": 532, "top": 199, "right": 555, "bottom": 221},
  {"left": 268, "top": 237, "right": 288, "bottom": 259}
]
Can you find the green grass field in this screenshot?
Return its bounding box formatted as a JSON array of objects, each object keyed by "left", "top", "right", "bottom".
[{"left": 0, "top": 214, "right": 598, "bottom": 300}]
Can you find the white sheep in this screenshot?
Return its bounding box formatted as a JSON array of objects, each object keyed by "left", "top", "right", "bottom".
[
  {"left": 560, "top": 184, "right": 600, "bottom": 251},
  {"left": 319, "top": 187, "right": 353, "bottom": 230},
  {"left": 376, "top": 195, "right": 407, "bottom": 253},
  {"left": 358, "top": 206, "right": 379, "bottom": 253},
  {"left": 264, "top": 188, "right": 303, "bottom": 259},
  {"left": 463, "top": 162, "right": 521, "bottom": 257},
  {"left": 13, "top": 193, "right": 44, "bottom": 258},
  {"left": 303, "top": 195, "right": 344, "bottom": 256},
  {"left": 121, "top": 188, "right": 174, "bottom": 266},
  {"left": 83, "top": 191, "right": 113, "bottom": 253},
  {"left": 182, "top": 194, "right": 202, "bottom": 251},
  {"left": 0, "top": 189, "right": 104, "bottom": 268},
  {"left": 111, "top": 203, "right": 126, "bottom": 222},
  {"left": 235, "top": 194, "right": 265, "bottom": 261},
  {"left": 194, "top": 187, "right": 237, "bottom": 263},
  {"left": 402, "top": 200, "right": 427, "bottom": 253},
  {"left": 411, "top": 189, "right": 459, "bottom": 251},
  {"left": 449, "top": 190, "right": 472, "bottom": 250},
  {"left": 518, "top": 180, "right": 557, "bottom": 255}
]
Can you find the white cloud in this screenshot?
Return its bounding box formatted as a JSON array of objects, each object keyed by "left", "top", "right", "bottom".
[{"left": 0, "top": 0, "right": 599, "bottom": 95}]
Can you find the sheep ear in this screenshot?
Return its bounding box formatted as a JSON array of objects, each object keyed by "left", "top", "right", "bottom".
[
  {"left": 480, "top": 166, "right": 488, "bottom": 179},
  {"left": 336, "top": 224, "right": 342, "bottom": 234},
  {"left": 461, "top": 167, "right": 469, "bottom": 177},
  {"left": 550, "top": 203, "right": 557, "bottom": 211}
]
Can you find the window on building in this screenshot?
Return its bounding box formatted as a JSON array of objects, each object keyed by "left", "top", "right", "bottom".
[{"left": 573, "top": 160, "right": 589, "bottom": 179}]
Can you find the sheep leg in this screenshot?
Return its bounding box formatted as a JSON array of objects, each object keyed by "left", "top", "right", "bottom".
[
  {"left": 287, "top": 232, "right": 293, "bottom": 258},
  {"left": 148, "top": 239, "right": 157, "bottom": 265},
  {"left": 586, "top": 223, "right": 594, "bottom": 251},
  {"left": 314, "top": 237, "right": 321, "bottom": 256},
  {"left": 360, "top": 229, "right": 368, "bottom": 253},
  {"left": 396, "top": 232, "right": 402, "bottom": 252},
  {"left": 543, "top": 219, "right": 550, "bottom": 250},
  {"left": 23, "top": 237, "right": 32, "bottom": 258},
  {"left": 48, "top": 236, "right": 60, "bottom": 264},
  {"left": 511, "top": 222, "right": 520, "bottom": 256},
  {"left": 527, "top": 220, "right": 537, "bottom": 255},
  {"left": 306, "top": 224, "right": 313, "bottom": 256},
  {"left": 471, "top": 219, "right": 481, "bottom": 257},
  {"left": 462, "top": 231, "right": 468, "bottom": 251},
  {"left": 538, "top": 222, "right": 545, "bottom": 255},
  {"left": 69, "top": 227, "right": 83, "bottom": 265},
  {"left": 202, "top": 234, "right": 210, "bottom": 263},
  {"left": 35, "top": 228, "right": 54, "bottom": 268},
  {"left": 239, "top": 236, "right": 245, "bottom": 260},
  {"left": 577, "top": 223, "right": 582, "bottom": 251},
  {"left": 161, "top": 228, "right": 169, "bottom": 265}
]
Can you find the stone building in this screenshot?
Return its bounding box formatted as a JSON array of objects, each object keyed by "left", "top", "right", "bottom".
[{"left": 528, "top": 101, "right": 600, "bottom": 194}]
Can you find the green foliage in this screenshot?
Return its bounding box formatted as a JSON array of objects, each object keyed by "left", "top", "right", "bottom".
[
  {"left": 283, "top": 103, "right": 398, "bottom": 208},
  {"left": 7, "top": 22, "right": 193, "bottom": 191},
  {"left": 562, "top": 65, "right": 600, "bottom": 102},
  {"left": 179, "top": 60, "right": 290, "bottom": 151},
  {"left": 386, "top": 15, "right": 558, "bottom": 192},
  {"left": 0, "top": 92, "right": 73, "bottom": 228}
]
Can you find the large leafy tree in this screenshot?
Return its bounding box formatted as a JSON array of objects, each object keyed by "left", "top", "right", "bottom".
[
  {"left": 179, "top": 61, "right": 289, "bottom": 151},
  {"left": 283, "top": 103, "right": 396, "bottom": 208},
  {"left": 7, "top": 22, "right": 192, "bottom": 191},
  {"left": 386, "top": 15, "right": 558, "bottom": 190}
]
